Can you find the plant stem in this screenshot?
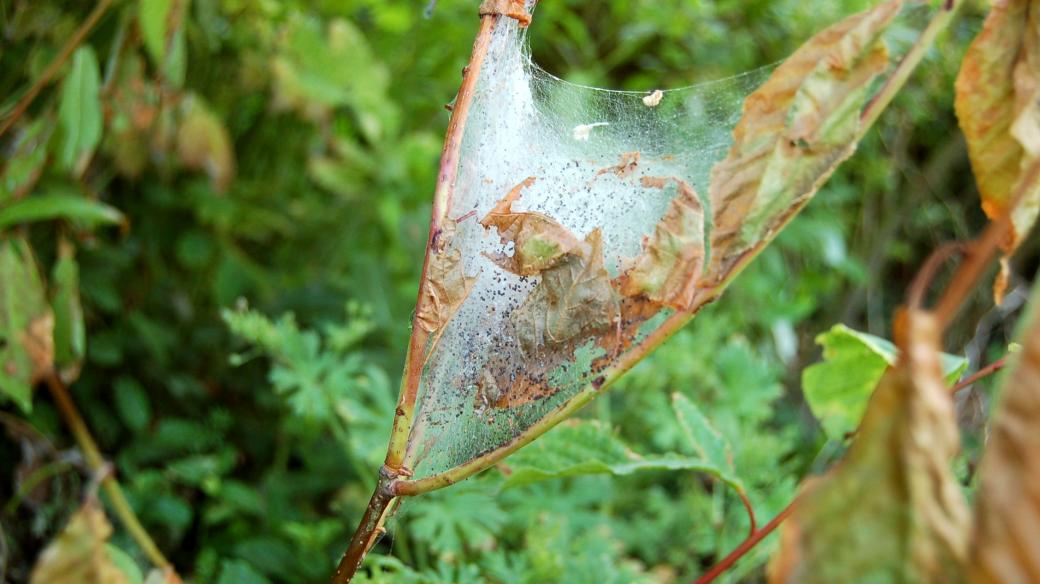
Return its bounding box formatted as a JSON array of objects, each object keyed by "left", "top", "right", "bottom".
[
  {"left": 951, "top": 356, "right": 1007, "bottom": 393},
  {"left": 694, "top": 500, "right": 797, "bottom": 584},
  {"left": 44, "top": 374, "right": 170, "bottom": 570},
  {"left": 383, "top": 14, "right": 498, "bottom": 474},
  {"left": 331, "top": 478, "right": 395, "bottom": 584},
  {"left": 934, "top": 159, "right": 1040, "bottom": 330},
  {"left": 0, "top": 0, "right": 114, "bottom": 139}
]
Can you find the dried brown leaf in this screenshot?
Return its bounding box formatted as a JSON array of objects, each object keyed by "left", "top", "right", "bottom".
[
  {"left": 705, "top": 0, "right": 900, "bottom": 286},
  {"left": 480, "top": 177, "right": 585, "bottom": 276},
  {"left": 620, "top": 176, "right": 704, "bottom": 309},
  {"left": 30, "top": 498, "right": 128, "bottom": 584},
  {"left": 770, "top": 310, "right": 970, "bottom": 584},
  {"left": 969, "top": 290, "right": 1040, "bottom": 583},
  {"left": 511, "top": 228, "right": 618, "bottom": 356},
  {"left": 955, "top": 0, "right": 1040, "bottom": 255},
  {"left": 415, "top": 222, "right": 477, "bottom": 334},
  {"left": 596, "top": 151, "right": 640, "bottom": 179}
]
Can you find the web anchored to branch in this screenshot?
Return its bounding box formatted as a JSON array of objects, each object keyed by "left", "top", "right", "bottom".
[
  {"left": 397, "top": 0, "right": 918, "bottom": 484},
  {"left": 403, "top": 11, "right": 770, "bottom": 482}
]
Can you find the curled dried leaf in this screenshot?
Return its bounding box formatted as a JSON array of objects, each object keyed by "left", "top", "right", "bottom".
[
  {"left": 620, "top": 176, "right": 704, "bottom": 309},
  {"left": 416, "top": 221, "right": 477, "bottom": 334},
  {"left": 480, "top": 177, "right": 585, "bottom": 275},
  {"left": 771, "top": 310, "right": 970, "bottom": 584},
  {"left": 969, "top": 287, "right": 1040, "bottom": 583},
  {"left": 706, "top": 0, "right": 901, "bottom": 286},
  {"left": 511, "top": 228, "right": 618, "bottom": 356},
  {"left": 956, "top": 0, "right": 1040, "bottom": 257}
]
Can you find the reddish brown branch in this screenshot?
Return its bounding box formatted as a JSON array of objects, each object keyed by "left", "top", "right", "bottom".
[
  {"left": 934, "top": 159, "right": 1040, "bottom": 330},
  {"left": 951, "top": 356, "right": 1007, "bottom": 394},
  {"left": 0, "top": 0, "right": 113, "bottom": 139},
  {"left": 907, "top": 242, "right": 968, "bottom": 310},
  {"left": 736, "top": 489, "right": 758, "bottom": 538},
  {"left": 695, "top": 499, "right": 797, "bottom": 584}
]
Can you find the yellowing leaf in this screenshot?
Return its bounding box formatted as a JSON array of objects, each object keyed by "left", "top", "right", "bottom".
[
  {"left": 0, "top": 237, "right": 54, "bottom": 412},
  {"left": 969, "top": 287, "right": 1040, "bottom": 583},
  {"left": 770, "top": 311, "right": 970, "bottom": 583},
  {"left": 177, "top": 95, "right": 236, "bottom": 192},
  {"left": 480, "top": 177, "right": 584, "bottom": 276},
  {"left": 415, "top": 222, "right": 476, "bottom": 334},
  {"left": 30, "top": 498, "right": 128, "bottom": 584},
  {"left": 955, "top": 0, "right": 1040, "bottom": 255},
  {"left": 705, "top": 0, "right": 900, "bottom": 286},
  {"left": 620, "top": 176, "right": 704, "bottom": 309}
]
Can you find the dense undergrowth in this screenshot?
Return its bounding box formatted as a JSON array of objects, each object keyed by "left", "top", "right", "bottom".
[{"left": 1, "top": 1, "right": 1031, "bottom": 582}]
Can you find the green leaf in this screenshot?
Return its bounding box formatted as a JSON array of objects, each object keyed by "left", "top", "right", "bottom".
[
  {"left": 139, "top": 0, "right": 187, "bottom": 87},
  {"left": 114, "top": 376, "right": 152, "bottom": 433},
  {"left": 0, "top": 237, "right": 53, "bottom": 412},
  {"left": 802, "top": 324, "right": 968, "bottom": 439},
  {"left": 216, "top": 559, "right": 270, "bottom": 584},
  {"left": 51, "top": 241, "right": 85, "bottom": 377},
  {"left": 1, "top": 119, "right": 51, "bottom": 203},
  {"left": 56, "top": 46, "right": 102, "bottom": 172},
  {"left": 501, "top": 419, "right": 723, "bottom": 490},
  {"left": 672, "top": 392, "right": 742, "bottom": 490},
  {"left": 408, "top": 482, "right": 507, "bottom": 557},
  {"left": 105, "top": 544, "right": 144, "bottom": 584},
  {"left": 0, "top": 190, "right": 125, "bottom": 230}
]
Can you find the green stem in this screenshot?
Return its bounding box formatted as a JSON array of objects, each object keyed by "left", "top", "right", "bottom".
[{"left": 45, "top": 374, "right": 171, "bottom": 570}]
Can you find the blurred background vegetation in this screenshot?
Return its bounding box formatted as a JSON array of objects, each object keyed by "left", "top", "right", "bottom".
[{"left": 0, "top": 0, "right": 1029, "bottom": 582}]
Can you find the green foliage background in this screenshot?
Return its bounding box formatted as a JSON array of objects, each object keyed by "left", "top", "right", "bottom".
[{"left": 0, "top": 0, "right": 1023, "bottom": 582}]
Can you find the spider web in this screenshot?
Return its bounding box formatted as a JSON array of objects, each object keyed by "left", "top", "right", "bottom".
[{"left": 401, "top": 7, "right": 772, "bottom": 480}]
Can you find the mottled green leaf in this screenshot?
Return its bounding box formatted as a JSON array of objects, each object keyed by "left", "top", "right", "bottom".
[
  {"left": 1, "top": 119, "right": 50, "bottom": 203},
  {"left": 803, "top": 324, "right": 968, "bottom": 439},
  {"left": 705, "top": 1, "right": 901, "bottom": 286},
  {"left": 56, "top": 46, "right": 102, "bottom": 172},
  {"left": 955, "top": 0, "right": 1040, "bottom": 255},
  {"left": 501, "top": 419, "right": 724, "bottom": 490},
  {"left": 672, "top": 392, "right": 742, "bottom": 490},
  {"left": 0, "top": 237, "right": 53, "bottom": 412}
]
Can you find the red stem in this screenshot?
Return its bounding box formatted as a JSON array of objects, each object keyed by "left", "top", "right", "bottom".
[
  {"left": 950, "top": 356, "right": 1007, "bottom": 394},
  {"left": 695, "top": 500, "right": 797, "bottom": 584}
]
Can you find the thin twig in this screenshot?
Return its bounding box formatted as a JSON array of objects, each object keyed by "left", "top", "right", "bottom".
[
  {"left": 695, "top": 499, "right": 798, "bottom": 584},
  {"left": 0, "top": 0, "right": 114, "bottom": 139},
  {"left": 45, "top": 374, "right": 171, "bottom": 569},
  {"left": 907, "top": 242, "right": 968, "bottom": 310},
  {"left": 736, "top": 489, "right": 758, "bottom": 538},
  {"left": 950, "top": 356, "right": 1007, "bottom": 394}
]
